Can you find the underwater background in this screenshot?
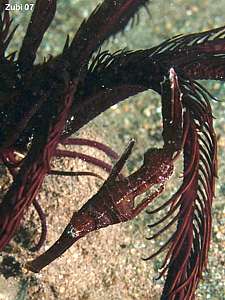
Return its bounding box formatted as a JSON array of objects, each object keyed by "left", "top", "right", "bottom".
[{"left": 0, "top": 1, "right": 224, "bottom": 299}]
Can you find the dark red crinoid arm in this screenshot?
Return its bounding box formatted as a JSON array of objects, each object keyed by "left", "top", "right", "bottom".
[
  {"left": 65, "top": 0, "right": 151, "bottom": 76},
  {"left": 151, "top": 25, "right": 225, "bottom": 81},
  {"left": 17, "top": 0, "right": 57, "bottom": 70},
  {"left": 0, "top": 0, "right": 18, "bottom": 59},
  {"left": 0, "top": 81, "right": 77, "bottom": 251},
  {"left": 144, "top": 76, "right": 217, "bottom": 299},
  {"left": 63, "top": 25, "right": 225, "bottom": 138}
]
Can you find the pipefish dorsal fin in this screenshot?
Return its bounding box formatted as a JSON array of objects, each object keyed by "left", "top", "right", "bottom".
[{"left": 106, "top": 139, "right": 135, "bottom": 183}]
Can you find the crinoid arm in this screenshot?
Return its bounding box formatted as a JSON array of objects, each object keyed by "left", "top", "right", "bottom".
[
  {"left": 64, "top": 25, "right": 225, "bottom": 138},
  {"left": 18, "top": 0, "right": 57, "bottom": 70},
  {"left": 0, "top": 0, "right": 18, "bottom": 59},
  {"left": 65, "top": 0, "right": 152, "bottom": 75},
  {"left": 60, "top": 137, "right": 119, "bottom": 160},
  {"left": 149, "top": 25, "right": 225, "bottom": 81},
  {"left": 144, "top": 73, "right": 217, "bottom": 299},
  {"left": 0, "top": 82, "right": 77, "bottom": 251}
]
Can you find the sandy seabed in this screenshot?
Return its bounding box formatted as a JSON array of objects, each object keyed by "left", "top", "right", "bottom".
[{"left": 0, "top": 127, "right": 162, "bottom": 300}]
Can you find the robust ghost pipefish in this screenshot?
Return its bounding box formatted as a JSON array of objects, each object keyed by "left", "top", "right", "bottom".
[{"left": 26, "top": 68, "right": 186, "bottom": 273}]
